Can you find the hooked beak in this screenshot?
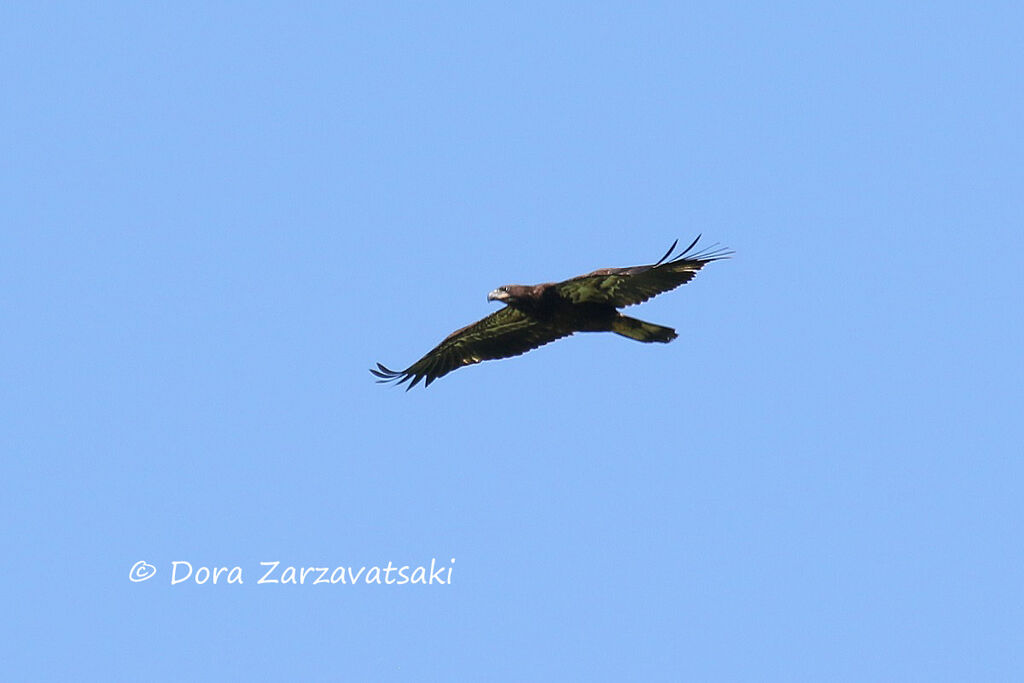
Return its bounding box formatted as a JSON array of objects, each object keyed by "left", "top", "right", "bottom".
[{"left": 487, "top": 289, "right": 509, "bottom": 303}]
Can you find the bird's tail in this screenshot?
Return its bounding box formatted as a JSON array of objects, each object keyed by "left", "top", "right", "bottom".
[{"left": 611, "top": 315, "right": 678, "bottom": 343}]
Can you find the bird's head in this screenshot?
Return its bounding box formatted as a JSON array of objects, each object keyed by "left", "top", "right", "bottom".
[{"left": 487, "top": 285, "right": 529, "bottom": 304}]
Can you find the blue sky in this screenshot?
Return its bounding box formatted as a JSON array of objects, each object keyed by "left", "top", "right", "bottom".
[{"left": 3, "top": 2, "right": 1022, "bottom": 680}]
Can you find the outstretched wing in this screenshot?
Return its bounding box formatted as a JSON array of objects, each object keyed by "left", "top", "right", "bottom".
[
  {"left": 554, "top": 235, "right": 732, "bottom": 307},
  {"left": 371, "top": 306, "right": 571, "bottom": 389}
]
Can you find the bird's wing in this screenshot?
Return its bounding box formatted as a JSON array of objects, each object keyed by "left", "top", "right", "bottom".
[
  {"left": 554, "top": 236, "right": 732, "bottom": 307},
  {"left": 371, "top": 306, "right": 571, "bottom": 389}
]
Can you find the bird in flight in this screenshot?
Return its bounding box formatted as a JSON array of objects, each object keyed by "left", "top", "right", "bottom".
[{"left": 372, "top": 236, "right": 732, "bottom": 389}]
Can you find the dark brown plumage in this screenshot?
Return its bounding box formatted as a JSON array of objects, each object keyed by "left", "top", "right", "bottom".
[{"left": 371, "top": 236, "right": 732, "bottom": 389}]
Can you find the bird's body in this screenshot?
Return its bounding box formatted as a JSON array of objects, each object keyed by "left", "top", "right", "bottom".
[
  {"left": 372, "top": 236, "right": 731, "bottom": 389},
  {"left": 491, "top": 286, "right": 617, "bottom": 332}
]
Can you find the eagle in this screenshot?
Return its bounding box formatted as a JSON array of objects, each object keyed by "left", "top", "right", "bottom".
[{"left": 372, "top": 236, "right": 731, "bottom": 389}]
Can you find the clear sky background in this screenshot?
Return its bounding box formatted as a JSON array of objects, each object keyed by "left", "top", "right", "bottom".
[{"left": 3, "top": 2, "right": 1022, "bottom": 680}]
